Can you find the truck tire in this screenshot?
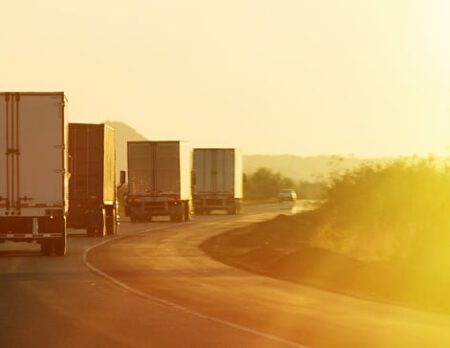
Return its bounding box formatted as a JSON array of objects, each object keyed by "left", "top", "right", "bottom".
[
  {"left": 86, "top": 223, "right": 95, "bottom": 237},
  {"left": 53, "top": 217, "right": 67, "bottom": 256},
  {"left": 130, "top": 213, "right": 139, "bottom": 223},
  {"left": 86, "top": 213, "right": 96, "bottom": 237},
  {"left": 169, "top": 205, "right": 184, "bottom": 222},
  {"left": 96, "top": 209, "right": 106, "bottom": 237},
  {"left": 41, "top": 241, "right": 53, "bottom": 256},
  {"left": 184, "top": 202, "right": 191, "bottom": 221},
  {"left": 228, "top": 199, "right": 240, "bottom": 215},
  {"left": 170, "top": 212, "right": 183, "bottom": 222},
  {"left": 235, "top": 199, "right": 241, "bottom": 214},
  {"left": 179, "top": 203, "right": 187, "bottom": 222},
  {"left": 228, "top": 204, "right": 237, "bottom": 215},
  {"left": 106, "top": 206, "right": 117, "bottom": 235},
  {"left": 54, "top": 236, "right": 67, "bottom": 256}
]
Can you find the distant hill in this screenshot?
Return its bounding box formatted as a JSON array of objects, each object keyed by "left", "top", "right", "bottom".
[
  {"left": 104, "top": 121, "right": 393, "bottom": 183},
  {"left": 105, "top": 121, "right": 148, "bottom": 179},
  {"left": 243, "top": 155, "right": 380, "bottom": 182}
]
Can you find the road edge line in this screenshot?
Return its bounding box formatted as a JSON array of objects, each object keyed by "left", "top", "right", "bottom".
[{"left": 82, "top": 224, "right": 309, "bottom": 348}]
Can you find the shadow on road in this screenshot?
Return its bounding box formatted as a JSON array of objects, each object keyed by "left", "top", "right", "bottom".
[{"left": 0, "top": 250, "right": 41, "bottom": 258}]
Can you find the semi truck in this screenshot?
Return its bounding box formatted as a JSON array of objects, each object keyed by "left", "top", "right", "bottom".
[
  {"left": 67, "top": 123, "right": 118, "bottom": 237},
  {"left": 0, "top": 92, "right": 68, "bottom": 256},
  {"left": 127, "top": 141, "right": 192, "bottom": 222},
  {"left": 193, "top": 148, "right": 243, "bottom": 215}
]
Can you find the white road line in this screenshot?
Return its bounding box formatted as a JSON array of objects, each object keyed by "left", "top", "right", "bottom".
[{"left": 82, "top": 222, "right": 309, "bottom": 348}]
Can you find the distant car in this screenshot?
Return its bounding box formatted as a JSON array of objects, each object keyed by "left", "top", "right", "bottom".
[{"left": 278, "top": 189, "right": 297, "bottom": 202}]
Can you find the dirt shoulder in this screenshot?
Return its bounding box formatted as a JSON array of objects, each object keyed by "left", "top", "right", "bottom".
[{"left": 200, "top": 211, "right": 450, "bottom": 314}]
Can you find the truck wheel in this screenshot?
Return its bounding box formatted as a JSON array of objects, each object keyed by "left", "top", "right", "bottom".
[
  {"left": 53, "top": 217, "right": 67, "bottom": 256},
  {"left": 96, "top": 209, "right": 106, "bottom": 237},
  {"left": 173, "top": 210, "right": 183, "bottom": 222},
  {"left": 86, "top": 213, "right": 95, "bottom": 237},
  {"left": 169, "top": 205, "right": 183, "bottom": 222},
  {"left": 228, "top": 200, "right": 239, "bottom": 215},
  {"left": 130, "top": 213, "right": 139, "bottom": 223},
  {"left": 235, "top": 199, "right": 241, "bottom": 214},
  {"left": 106, "top": 207, "right": 117, "bottom": 235},
  {"left": 184, "top": 202, "right": 191, "bottom": 221},
  {"left": 41, "top": 241, "right": 53, "bottom": 256},
  {"left": 170, "top": 212, "right": 183, "bottom": 222},
  {"left": 179, "top": 203, "right": 186, "bottom": 222},
  {"left": 54, "top": 236, "right": 67, "bottom": 256},
  {"left": 86, "top": 223, "right": 95, "bottom": 237}
]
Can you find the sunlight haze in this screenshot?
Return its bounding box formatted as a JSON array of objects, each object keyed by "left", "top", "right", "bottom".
[{"left": 1, "top": 0, "right": 449, "bottom": 157}]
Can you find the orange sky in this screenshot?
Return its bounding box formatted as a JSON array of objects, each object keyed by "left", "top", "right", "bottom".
[{"left": 1, "top": 0, "right": 449, "bottom": 157}]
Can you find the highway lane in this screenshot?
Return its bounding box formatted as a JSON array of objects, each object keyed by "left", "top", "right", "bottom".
[
  {"left": 87, "top": 205, "right": 450, "bottom": 348},
  {"left": 1, "top": 203, "right": 450, "bottom": 347},
  {"left": 0, "top": 204, "right": 300, "bottom": 348}
]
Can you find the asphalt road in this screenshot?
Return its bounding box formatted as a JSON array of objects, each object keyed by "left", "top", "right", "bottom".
[{"left": 1, "top": 203, "right": 449, "bottom": 348}]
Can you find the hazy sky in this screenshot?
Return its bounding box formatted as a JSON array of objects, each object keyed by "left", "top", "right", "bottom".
[{"left": 1, "top": 0, "right": 449, "bottom": 157}]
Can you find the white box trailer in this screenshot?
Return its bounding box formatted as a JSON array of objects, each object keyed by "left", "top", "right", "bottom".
[
  {"left": 127, "top": 141, "right": 192, "bottom": 222},
  {"left": 193, "top": 148, "right": 243, "bottom": 214},
  {"left": 0, "top": 92, "right": 68, "bottom": 256}
]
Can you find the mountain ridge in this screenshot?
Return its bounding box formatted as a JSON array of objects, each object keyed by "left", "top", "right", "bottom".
[{"left": 105, "top": 121, "right": 393, "bottom": 182}]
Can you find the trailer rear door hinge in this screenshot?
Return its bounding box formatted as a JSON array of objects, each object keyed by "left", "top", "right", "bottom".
[{"left": 6, "top": 149, "right": 20, "bottom": 155}]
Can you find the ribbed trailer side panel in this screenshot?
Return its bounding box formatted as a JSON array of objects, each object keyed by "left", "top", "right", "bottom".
[
  {"left": 234, "top": 149, "right": 243, "bottom": 199},
  {"left": 0, "top": 98, "right": 6, "bottom": 203},
  {"left": 0, "top": 92, "right": 68, "bottom": 256},
  {"left": 193, "top": 149, "right": 242, "bottom": 197},
  {"left": 0, "top": 93, "right": 67, "bottom": 214},
  {"left": 127, "top": 141, "right": 192, "bottom": 222},
  {"left": 155, "top": 142, "right": 180, "bottom": 194},
  {"left": 69, "top": 125, "right": 104, "bottom": 203},
  {"left": 103, "top": 125, "right": 116, "bottom": 203},
  {"left": 179, "top": 141, "right": 192, "bottom": 200},
  {"left": 128, "top": 141, "right": 191, "bottom": 198},
  {"left": 128, "top": 142, "right": 153, "bottom": 195},
  {"left": 68, "top": 123, "right": 117, "bottom": 235},
  {"left": 222, "top": 149, "right": 235, "bottom": 195},
  {"left": 193, "top": 148, "right": 242, "bottom": 214}
]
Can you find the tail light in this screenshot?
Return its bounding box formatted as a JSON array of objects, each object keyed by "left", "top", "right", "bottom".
[{"left": 168, "top": 197, "right": 180, "bottom": 204}]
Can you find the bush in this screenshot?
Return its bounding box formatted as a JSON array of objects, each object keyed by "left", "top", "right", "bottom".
[
  {"left": 244, "top": 168, "right": 295, "bottom": 200},
  {"left": 312, "top": 158, "right": 450, "bottom": 265},
  {"left": 244, "top": 167, "right": 326, "bottom": 201}
]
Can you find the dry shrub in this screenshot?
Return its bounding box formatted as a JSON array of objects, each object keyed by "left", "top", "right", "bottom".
[{"left": 311, "top": 157, "right": 450, "bottom": 268}]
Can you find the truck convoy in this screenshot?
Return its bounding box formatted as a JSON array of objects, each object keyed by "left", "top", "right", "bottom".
[
  {"left": 0, "top": 92, "right": 68, "bottom": 256},
  {"left": 68, "top": 123, "right": 118, "bottom": 237},
  {"left": 193, "top": 148, "right": 243, "bottom": 215},
  {"left": 127, "top": 141, "right": 192, "bottom": 222}
]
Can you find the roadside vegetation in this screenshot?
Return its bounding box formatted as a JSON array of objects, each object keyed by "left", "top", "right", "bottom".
[
  {"left": 244, "top": 167, "right": 325, "bottom": 201},
  {"left": 314, "top": 157, "right": 450, "bottom": 261},
  {"left": 202, "top": 158, "right": 450, "bottom": 313}
]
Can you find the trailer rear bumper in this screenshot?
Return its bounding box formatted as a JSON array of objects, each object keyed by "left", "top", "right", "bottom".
[
  {"left": 0, "top": 233, "right": 63, "bottom": 242},
  {"left": 0, "top": 216, "right": 67, "bottom": 242},
  {"left": 128, "top": 200, "right": 178, "bottom": 217},
  {"left": 127, "top": 195, "right": 190, "bottom": 222},
  {"left": 193, "top": 195, "right": 241, "bottom": 212}
]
